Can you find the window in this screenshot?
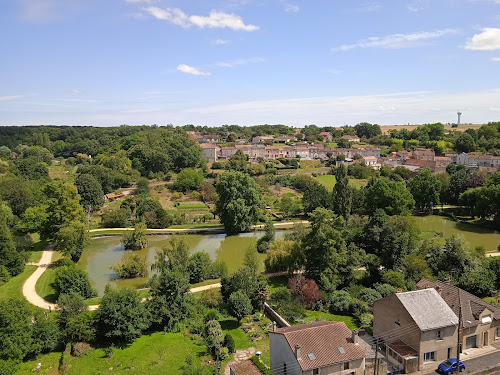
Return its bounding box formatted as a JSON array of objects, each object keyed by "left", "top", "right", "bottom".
[
  {"left": 496, "top": 327, "right": 500, "bottom": 339},
  {"left": 448, "top": 348, "right": 452, "bottom": 359},
  {"left": 342, "top": 362, "right": 350, "bottom": 370},
  {"left": 313, "top": 369, "right": 319, "bottom": 375},
  {"left": 437, "top": 330, "right": 442, "bottom": 340},
  {"left": 424, "top": 352, "right": 436, "bottom": 362}
]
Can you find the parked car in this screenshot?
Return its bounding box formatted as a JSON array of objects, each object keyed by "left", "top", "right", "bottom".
[{"left": 438, "top": 359, "right": 465, "bottom": 375}]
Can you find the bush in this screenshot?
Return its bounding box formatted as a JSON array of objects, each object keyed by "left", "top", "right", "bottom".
[
  {"left": 374, "top": 283, "right": 397, "bottom": 298},
  {"left": 199, "top": 289, "right": 222, "bottom": 309},
  {"left": 54, "top": 265, "right": 97, "bottom": 299},
  {"left": 122, "top": 222, "right": 148, "bottom": 250},
  {"left": 358, "top": 288, "right": 382, "bottom": 306},
  {"left": 218, "top": 346, "right": 229, "bottom": 360},
  {"left": 326, "top": 290, "right": 353, "bottom": 314},
  {"left": 101, "top": 208, "right": 130, "bottom": 228},
  {"left": 224, "top": 334, "right": 235, "bottom": 353},
  {"left": 359, "top": 313, "right": 373, "bottom": 326},
  {"left": 174, "top": 168, "right": 203, "bottom": 192},
  {"left": 71, "top": 342, "right": 92, "bottom": 357},
  {"left": 250, "top": 356, "right": 276, "bottom": 375},
  {"left": 111, "top": 254, "right": 148, "bottom": 278}
]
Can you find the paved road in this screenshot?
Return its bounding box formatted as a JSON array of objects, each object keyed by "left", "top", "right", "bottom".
[{"left": 421, "top": 346, "right": 500, "bottom": 375}]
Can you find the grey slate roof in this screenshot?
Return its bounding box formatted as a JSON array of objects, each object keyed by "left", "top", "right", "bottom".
[{"left": 396, "top": 288, "right": 458, "bottom": 331}]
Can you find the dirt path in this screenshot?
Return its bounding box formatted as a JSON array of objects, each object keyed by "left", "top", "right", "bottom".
[
  {"left": 486, "top": 252, "right": 500, "bottom": 257},
  {"left": 22, "top": 250, "right": 57, "bottom": 311}
]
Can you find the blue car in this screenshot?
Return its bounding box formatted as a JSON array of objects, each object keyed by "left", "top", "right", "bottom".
[{"left": 438, "top": 358, "right": 465, "bottom": 375}]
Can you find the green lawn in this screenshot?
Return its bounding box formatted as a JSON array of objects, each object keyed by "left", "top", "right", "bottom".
[
  {"left": 35, "top": 267, "right": 58, "bottom": 303},
  {"left": 314, "top": 175, "right": 367, "bottom": 190},
  {"left": 175, "top": 203, "right": 209, "bottom": 210},
  {"left": 17, "top": 332, "right": 207, "bottom": 375},
  {"left": 268, "top": 275, "right": 288, "bottom": 293},
  {"left": 302, "top": 310, "right": 359, "bottom": 330},
  {"left": 0, "top": 265, "right": 37, "bottom": 301},
  {"left": 190, "top": 278, "right": 221, "bottom": 289}
]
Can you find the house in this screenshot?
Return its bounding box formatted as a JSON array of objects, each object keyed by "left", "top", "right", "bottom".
[
  {"left": 269, "top": 321, "right": 366, "bottom": 375},
  {"left": 417, "top": 279, "right": 500, "bottom": 352},
  {"left": 341, "top": 135, "right": 361, "bottom": 143},
  {"left": 320, "top": 132, "right": 333, "bottom": 142},
  {"left": 362, "top": 156, "right": 381, "bottom": 170},
  {"left": 196, "top": 134, "right": 219, "bottom": 144},
  {"left": 275, "top": 135, "right": 297, "bottom": 143},
  {"left": 200, "top": 143, "right": 220, "bottom": 163},
  {"left": 230, "top": 360, "right": 263, "bottom": 375},
  {"left": 252, "top": 135, "right": 275, "bottom": 144},
  {"left": 412, "top": 148, "right": 435, "bottom": 161},
  {"left": 104, "top": 192, "right": 125, "bottom": 202},
  {"left": 373, "top": 288, "right": 459, "bottom": 373}
]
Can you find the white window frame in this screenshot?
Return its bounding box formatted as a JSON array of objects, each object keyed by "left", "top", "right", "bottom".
[{"left": 424, "top": 352, "right": 436, "bottom": 362}]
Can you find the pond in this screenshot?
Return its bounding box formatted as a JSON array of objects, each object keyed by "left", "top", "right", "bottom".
[
  {"left": 78, "top": 231, "right": 286, "bottom": 296},
  {"left": 412, "top": 215, "right": 500, "bottom": 251}
]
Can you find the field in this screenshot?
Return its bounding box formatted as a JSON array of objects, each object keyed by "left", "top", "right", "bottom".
[
  {"left": 379, "top": 123, "right": 483, "bottom": 135},
  {"left": 0, "top": 266, "right": 37, "bottom": 301},
  {"left": 314, "top": 175, "right": 367, "bottom": 190}
]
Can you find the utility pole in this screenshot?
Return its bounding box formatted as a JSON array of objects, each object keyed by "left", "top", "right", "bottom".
[
  {"left": 374, "top": 337, "right": 379, "bottom": 375},
  {"left": 456, "top": 293, "right": 462, "bottom": 363}
]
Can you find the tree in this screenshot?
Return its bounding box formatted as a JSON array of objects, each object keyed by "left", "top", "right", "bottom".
[
  {"left": 215, "top": 171, "right": 263, "bottom": 233},
  {"left": 174, "top": 169, "right": 203, "bottom": 192},
  {"left": 101, "top": 208, "right": 130, "bottom": 228},
  {"left": 146, "top": 270, "right": 193, "bottom": 330},
  {"left": 333, "top": 164, "right": 352, "bottom": 220},
  {"left": 187, "top": 252, "right": 212, "bottom": 284},
  {"left": 136, "top": 177, "right": 150, "bottom": 197},
  {"left": 64, "top": 311, "right": 96, "bottom": 343},
  {"left": 204, "top": 320, "right": 225, "bottom": 356},
  {"left": 302, "top": 181, "right": 331, "bottom": 213},
  {"left": 0, "top": 299, "right": 33, "bottom": 363},
  {"left": 40, "top": 180, "right": 86, "bottom": 240},
  {"left": 337, "top": 138, "right": 351, "bottom": 149},
  {"left": 75, "top": 174, "right": 104, "bottom": 212},
  {"left": 122, "top": 222, "right": 148, "bottom": 250},
  {"left": 365, "top": 177, "right": 415, "bottom": 216},
  {"left": 95, "top": 286, "right": 149, "bottom": 342},
  {"left": 288, "top": 276, "right": 322, "bottom": 309},
  {"left": 228, "top": 291, "right": 253, "bottom": 323},
  {"left": 264, "top": 238, "right": 305, "bottom": 275},
  {"left": 382, "top": 270, "right": 406, "bottom": 289},
  {"left": 30, "top": 311, "right": 59, "bottom": 356},
  {"left": 200, "top": 181, "right": 217, "bottom": 202},
  {"left": 225, "top": 150, "right": 249, "bottom": 171},
  {"left": 15, "top": 159, "right": 49, "bottom": 180},
  {"left": 279, "top": 196, "right": 300, "bottom": 218},
  {"left": 54, "top": 264, "right": 97, "bottom": 299},
  {"left": 304, "top": 208, "right": 347, "bottom": 290},
  {"left": 455, "top": 132, "right": 476, "bottom": 153},
  {"left": 408, "top": 168, "right": 441, "bottom": 212},
  {"left": 112, "top": 254, "right": 148, "bottom": 278},
  {"left": 256, "top": 217, "right": 275, "bottom": 253},
  {"left": 0, "top": 175, "right": 33, "bottom": 217},
  {"left": 135, "top": 197, "right": 172, "bottom": 228},
  {"left": 0, "top": 213, "right": 24, "bottom": 277},
  {"left": 56, "top": 293, "right": 88, "bottom": 337},
  {"left": 56, "top": 221, "right": 89, "bottom": 262},
  {"left": 152, "top": 236, "right": 190, "bottom": 273},
  {"left": 354, "top": 122, "right": 381, "bottom": 139}
]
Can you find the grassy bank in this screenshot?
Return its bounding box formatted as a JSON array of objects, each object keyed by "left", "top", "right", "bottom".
[{"left": 0, "top": 265, "right": 37, "bottom": 301}]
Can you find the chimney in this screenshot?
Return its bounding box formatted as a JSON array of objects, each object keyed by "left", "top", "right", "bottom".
[
  {"left": 295, "top": 344, "right": 301, "bottom": 360},
  {"left": 273, "top": 321, "right": 277, "bottom": 332},
  {"left": 352, "top": 330, "right": 359, "bottom": 345},
  {"left": 435, "top": 286, "right": 442, "bottom": 295},
  {"left": 443, "top": 277, "right": 452, "bottom": 285}
]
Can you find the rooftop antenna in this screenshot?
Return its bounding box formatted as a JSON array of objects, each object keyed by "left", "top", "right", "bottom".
[{"left": 457, "top": 110, "right": 462, "bottom": 126}]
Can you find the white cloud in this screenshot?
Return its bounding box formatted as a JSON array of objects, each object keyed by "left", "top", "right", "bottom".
[
  {"left": 144, "top": 7, "right": 259, "bottom": 31},
  {"left": 176, "top": 64, "right": 211, "bottom": 76},
  {"left": 70, "top": 89, "right": 84, "bottom": 95},
  {"left": 0, "top": 95, "right": 23, "bottom": 101},
  {"left": 465, "top": 28, "right": 500, "bottom": 50},
  {"left": 492, "top": 57, "right": 500, "bottom": 61},
  {"left": 18, "top": 0, "right": 81, "bottom": 21},
  {"left": 214, "top": 38, "right": 229, "bottom": 45},
  {"left": 333, "top": 29, "right": 457, "bottom": 51},
  {"left": 124, "top": 0, "right": 154, "bottom": 3},
  {"left": 350, "top": 2, "right": 381, "bottom": 13},
  {"left": 284, "top": 4, "right": 300, "bottom": 12},
  {"left": 215, "top": 57, "right": 266, "bottom": 68}
]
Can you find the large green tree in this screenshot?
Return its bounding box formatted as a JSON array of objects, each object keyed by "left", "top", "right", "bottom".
[
  {"left": 95, "top": 286, "right": 149, "bottom": 342},
  {"left": 365, "top": 177, "right": 415, "bottom": 216},
  {"left": 174, "top": 169, "right": 203, "bottom": 192},
  {"left": 56, "top": 221, "right": 89, "bottom": 262},
  {"left": 408, "top": 168, "right": 441, "bottom": 212},
  {"left": 333, "top": 164, "right": 352, "bottom": 220},
  {"left": 303, "top": 208, "right": 348, "bottom": 290},
  {"left": 75, "top": 173, "right": 104, "bottom": 213},
  {"left": 215, "top": 171, "right": 263, "bottom": 233},
  {"left": 54, "top": 264, "right": 97, "bottom": 299},
  {"left": 0, "top": 204, "right": 24, "bottom": 277}
]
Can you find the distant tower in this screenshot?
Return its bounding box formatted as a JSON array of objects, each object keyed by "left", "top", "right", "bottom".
[{"left": 457, "top": 111, "right": 462, "bottom": 126}]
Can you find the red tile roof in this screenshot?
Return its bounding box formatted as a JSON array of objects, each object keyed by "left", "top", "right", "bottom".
[
  {"left": 389, "top": 339, "right": 417, "bottom": 358},
  {"left": 270, "top": 321, "right": 365, "bottom": 371}
]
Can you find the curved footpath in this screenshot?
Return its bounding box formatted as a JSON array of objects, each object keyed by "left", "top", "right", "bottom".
[{"left": 23, "top": 249, "right": 223, "bottom": 311}]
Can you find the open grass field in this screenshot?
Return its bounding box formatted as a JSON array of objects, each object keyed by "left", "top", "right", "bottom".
[
  {"left": 379, "top": 123, "right": 483, "bottom": 135},
  {"left": 17, "top": 331, "right": 208, "bottom": 375},
  {"left": 35, "top": 266, "right": 58, "bottom": 303},
  {"left": 314, "top": 175, "right": 367, "bottom": 190},
  {"left": 302, "top": 310, "right": 359, "bottom": 330},
  {"left": 0, "top": 265, "right": 37, "bottom": 301}
]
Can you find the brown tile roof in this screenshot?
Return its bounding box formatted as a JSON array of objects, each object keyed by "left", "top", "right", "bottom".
[
  {"left": 389, "top": 339, "right": 417, "bottom": 358},
  {"left": 320, "top": 132, "right": 332, "bottom": 136},
  {"left": 230, "top": 360, "right": 263, "bottom": 375},
  {"left": 404, "top": 159, "right": 436, "bottom": 168},
  {"left": 200, "top": 143, "right": 219, "bottom": 149},
  {"left": 414, "top": 148, "right": 435, "bottom": 155},
  {"left": 270, "top": 321, "right": 365, "bottom": 371},
  {"left": 342, "top": 135, "right": 360, "bottom": 139},
  {"left": 416, "top": 279, "right": 500, "bottom": 328}
]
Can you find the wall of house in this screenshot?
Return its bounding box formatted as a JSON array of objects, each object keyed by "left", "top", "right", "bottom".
[
  {"left": 461, "top": 310, "right": 500, "bottom": 350},
  {"left": 373, "top": 295, "right": 421, "bottom": 351},
  {"left": 302, "top": 357, "right": 365, "bottom": 375},
  {"left": 269, "top": 333, "right": 302, "bottom": 375},
  {"left": 419, "top": 325, "right": 457, "bottom": 369}
]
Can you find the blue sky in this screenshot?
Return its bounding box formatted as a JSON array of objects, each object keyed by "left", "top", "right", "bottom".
[{"left": 1, "top": 0, "right": 500, "bottom": 127}]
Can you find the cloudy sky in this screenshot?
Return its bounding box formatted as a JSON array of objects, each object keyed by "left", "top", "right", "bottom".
[{"left": 1, "top": 0, "right": 500, "bottom": 126}]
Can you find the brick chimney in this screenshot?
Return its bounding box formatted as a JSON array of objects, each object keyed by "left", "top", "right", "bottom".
[
  {"left": 435, "top": 285, "right": 442, "bottom": 295},
  {"left": 352, "top": 330, "right": 359, "bottom": 345},
  {"left": 443, "top": 277, "right": 452, "bottom": 285},
  {"left": 295, "top": 344, "right": 301, "bottom": 360}
]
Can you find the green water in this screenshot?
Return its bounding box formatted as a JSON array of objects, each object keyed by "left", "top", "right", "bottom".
[
  {"left": 413, "top": 215, "right": 500, "bottom": 251},
  {"left": 78, "top": 232, "right": 285, "bottom": 296}
]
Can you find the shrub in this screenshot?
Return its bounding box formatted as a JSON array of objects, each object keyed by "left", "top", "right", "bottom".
[
  {"left": 71, "top": 342, "right": 92, "bottom": 357},
  {"left": 250, "top": 356, "right": 276, "bottom": 375},
  {"left": 54, "top": 265, "right": 97, "bottom": 299},
  {"left": 111, "top": 254, "right": 148, "bottom": 278},
  {"left": 101, "top": 208, "right": 130, "bottom": 228},
  {"left": 359, "top": 313, "right": 373, "bottom": 326},
  {"left": 200, "top": 288, "right": 222, "bottom": 309},
  {"left": 288, "top": 276, "right": 322, "bottom": 309},
  {"left": 326, "top": 290, "right": 353, "bottom": 314},
  {"left": 122, "top": 222, "right": 148, "bottom": 250},
  {"left": 224, "top": 334, "right": 235, "bottom": 354},
  {"left": 358, "top": 288, "right": 382, "bottom": 306}
]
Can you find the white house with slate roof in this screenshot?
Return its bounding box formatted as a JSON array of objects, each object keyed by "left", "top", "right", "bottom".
[
  {"left": 373, "top": 288, "right": 459, "bottom": 373},
  {"left": 269, "top": 321, "right": 366, "bottom": 375}
]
